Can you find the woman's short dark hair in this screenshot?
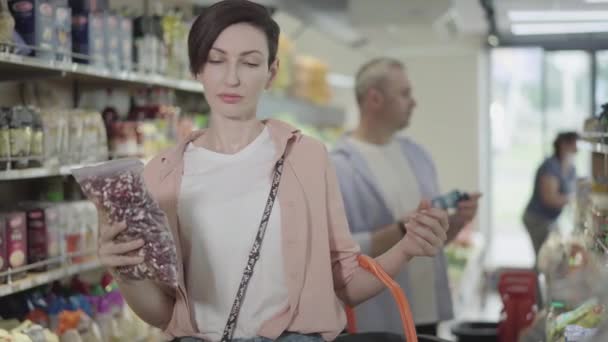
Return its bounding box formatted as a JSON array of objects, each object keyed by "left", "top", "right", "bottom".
[
  {"left": 188, "top": 0, "right": 280, "bottom": 75},
  {"left": 553, "top": 131, "right": 579, "bottom": 158}
]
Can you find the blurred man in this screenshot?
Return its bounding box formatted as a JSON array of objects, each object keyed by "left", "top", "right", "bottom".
[{"left": 331, "top": 57, "right": 481, "bottom": 336}]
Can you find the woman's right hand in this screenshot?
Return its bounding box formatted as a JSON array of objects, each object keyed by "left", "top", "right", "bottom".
[
  {"left": 98, "top": 216, "right": 145, "bottom": 270},
  {"left": 398, "top": 200, "right": 449, "bottom": 258}
]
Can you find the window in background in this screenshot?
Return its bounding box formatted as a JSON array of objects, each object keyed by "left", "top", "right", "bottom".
[
  {"left": 489, "top": 48, "right": 594, "bottom": 268},
  {"left": 490, "top": 48, "right": 544, "bottom": 234},
  {"left": 544, "top": 51, "right": 591, "bottom": 230},
  {"left": 597, "top": 51, "right": 608, "bottom": 114}
]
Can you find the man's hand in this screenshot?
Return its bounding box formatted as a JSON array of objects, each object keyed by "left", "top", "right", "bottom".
[
  {"left": 455, "top": 192, "right": 482, "bottom": 224},
  {"left": 398, "top": 200, "right": 449, "bottom": 257}
]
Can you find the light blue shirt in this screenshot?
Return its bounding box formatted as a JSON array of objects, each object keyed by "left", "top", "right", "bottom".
[{"left": 330, "top": 136, "right": 454, "bottom": 332}]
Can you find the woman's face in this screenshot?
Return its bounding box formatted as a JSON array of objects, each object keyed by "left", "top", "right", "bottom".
[{"left": 197, "top": 23, "right": 278, "bottom": 120}]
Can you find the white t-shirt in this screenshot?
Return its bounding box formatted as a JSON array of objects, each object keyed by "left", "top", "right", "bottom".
[
  {"left": 178, "top": 127, "right": 288, "bottom": 341},
  {"left": 349, "top": 137, "right": 439, "bottom": 325}
]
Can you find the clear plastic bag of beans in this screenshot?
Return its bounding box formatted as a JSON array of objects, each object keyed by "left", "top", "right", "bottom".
[{"left": 72, "top": 158, "right": 177, "bottom": 288}]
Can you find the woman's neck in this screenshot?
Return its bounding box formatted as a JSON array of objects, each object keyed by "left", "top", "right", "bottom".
[{"left": 195, "top": 114, "right": 264, "bottom": 154}]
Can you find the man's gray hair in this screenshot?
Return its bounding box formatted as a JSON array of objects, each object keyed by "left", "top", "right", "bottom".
[{"left": 355, "top": 57, "right": 404, "bottom": 104}]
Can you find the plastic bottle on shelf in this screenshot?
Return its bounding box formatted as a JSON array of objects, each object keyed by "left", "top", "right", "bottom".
[{"left": 151, "top": 0, "right": 167, "bottom": 75}]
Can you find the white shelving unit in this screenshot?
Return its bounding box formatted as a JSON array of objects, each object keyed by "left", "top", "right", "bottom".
[
  {"left": 0, "top": 164, "right": 90, "bottom": 181},
  {"left": 579, "top": 135, "right": 608, "bottom": 154},
  {"left": 0, "top": 259, "right": 101, "bottom": 297},
  {"left": 0, "top": 52, "right": 203, "bottom": 93}
]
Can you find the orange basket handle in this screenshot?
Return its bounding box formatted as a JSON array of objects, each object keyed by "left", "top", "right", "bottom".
[{"left": 345, "top": 255, "right": 418, "bottom": 342}]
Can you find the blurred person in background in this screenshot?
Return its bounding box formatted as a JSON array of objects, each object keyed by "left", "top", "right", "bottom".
[
  {"left": 331, "top": 57, "right": 481, "bottom": 336},
  {"left": 523, "top": 132, "right": 579, "bottom": 259}
]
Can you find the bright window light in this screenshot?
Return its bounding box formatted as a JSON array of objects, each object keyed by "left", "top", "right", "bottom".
[
  {"left": 511, "top": 22, "right": 608, "bottom": 35},
  {"left": 585, "top": 0, "right": 608, "bottom": 3},
  {"left": 508, "top": 11, "right": 608, "bottom": 22}
]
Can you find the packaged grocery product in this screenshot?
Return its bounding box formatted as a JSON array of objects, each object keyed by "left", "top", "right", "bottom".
[
  {"left": 61, "top": 203, "right": 84, "bottom": 263},
  {"left": 16, "top": 202, "right": 62, "bottom": 270},
  {"left": 59, "top": 329, "right": 82, "bottom": 342},
  {"left": 9, "top": 106, "right": 32, "bottom": 169},
  {"left": 25, "top": 307, "right": 49, "bottom": 329},
  {"left": 95, "top": 296, "right": 120, "bottom": 342},
  {"left": 68, "top": 111, "right": 84, "bottom": 164},
  {"left": 0, "top": 329, "right": 11, "bottom": 341},
  {"left": 0, "top": 214, "right": 5, "bottom": 282},
  {"left": 90, "top": 111, "right": 108, "bottom": 163},
  {"left": 25, "top": 207, "right": 52, "bottom": 271},
  {"left": 10, "top": 332, "right": 32, "bottom": 342},
  {"left": 12, "top": 320, "right": 45, "bottom": 342},
  {"left": 547, "top": 299, "right": 605, "bottom": 341},
  {"left": 0, "top": 107, "right": 10, "bottom": 170},
  {"left": 3, "top": 212, "right": 27, "bottom": 279},
  {"left": 72, "top": 159, "right": 177, "bottom": 287},
  {"left": 8, "top": 0, "right": 55, "bottom": 60},
  {"left": 29, "top": 108, "right": 43, "bottom": 167},
  {"left": 55, "top": 5, "right": 71, "bottom": 62},
  {"left": 43, "top": 329, "right": 59, "bottom": 342},
  {"left": 71, "top": 11, "right": 105, "bottom": 67},
  {"left": 77, "top": 201, "right": 98, "bottom": 262},
  {"left": 0, "top": 0, "right": 15, "bottom": 47},
  {"left": 119, "top": 17, "right": 132, "bottom": 72},
  {"left": 109, "top": 122, "right": 139, "bottom": 158}
]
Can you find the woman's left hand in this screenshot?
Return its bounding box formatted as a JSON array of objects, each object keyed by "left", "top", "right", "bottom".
[{"left": 397, "top": 200, "right": 449, "bottom": 257}]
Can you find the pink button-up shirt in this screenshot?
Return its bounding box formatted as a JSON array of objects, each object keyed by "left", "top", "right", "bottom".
[{"left": 142, "top": 119, "right": 362, "bottom": 341}]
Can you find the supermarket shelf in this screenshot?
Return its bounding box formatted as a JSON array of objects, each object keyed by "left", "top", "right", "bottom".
[
  {"left": 0, "top": 163, "right": 91, "bottom": 181},
  {"left": 0, "top": 53, "right": 345, "bottom": 126},
  {"left": 0, "top": 158, "right": 151, "bottom": 181},
  {"left": 0, "top": 52, "right": 203, "bottom": 93},
  {"left": 580, "top": 133, "right": 608, "bottom": 154},
  {"left": 0, "top": 259, "right": 101, "bottom": 297}
]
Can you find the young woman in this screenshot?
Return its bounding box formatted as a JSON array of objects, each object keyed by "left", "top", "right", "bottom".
[
  {"left": 96, "top": 1, "right": 449, "bottom": 341},
  {"left": 524, "top": 132, "right": 578, "bottom": 259}
]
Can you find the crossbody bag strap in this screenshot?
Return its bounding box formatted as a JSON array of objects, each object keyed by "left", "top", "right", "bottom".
[{"left": 220, "top": 156, "right": 286, "bottom": 342}]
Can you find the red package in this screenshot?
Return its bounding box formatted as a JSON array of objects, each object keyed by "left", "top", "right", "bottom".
[
  {"left": 19, "top": 203, "right": 62, "bottom": 271},
  {"left": 4, "top": 212, "right": 28, "bottom": 279},
  {"left": 26, "top": 208, "right": 51, "bottom": 271},
  {"left": 72, "top": 159, "right": 177, "bottom": 288}
]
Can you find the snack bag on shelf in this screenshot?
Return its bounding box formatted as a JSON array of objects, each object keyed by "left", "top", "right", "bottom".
[
  {"left": 60, "top": 329, "right": 82, "bottom": 342},
  {"left": 12, "top": 320, "right": 45, "bottom": 342},
  {"left": 72, "top": 159, "right": 178, "bottom": 288},
  {"left": 0, "top": 330, "right": 11, "bottom": 342},
  {"left": 547, "top": 299, "right": 597, "bottom": 341}
]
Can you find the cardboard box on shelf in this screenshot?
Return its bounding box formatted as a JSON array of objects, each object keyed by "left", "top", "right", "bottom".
[
  {"left": 71, "top": 11, "right": 105, "bottom": 66},
  {"left": 3, "top": 211, "right": 27, "bottom": 280},
  {"left": 120, "top": 16, "right": 133, "bottom": 71},
  {"left": 104, "top": 13, "right": 120, "bottom": 71},
  {"left": 67, "top": 0, "right": 108, "bottom": 14},
  {"left": 8, "top": 0, "right": 56, "bottom": 59}
]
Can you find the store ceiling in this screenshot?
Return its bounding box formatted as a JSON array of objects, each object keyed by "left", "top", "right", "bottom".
[
  {"left": 116, "top": 0, "right": 608, "bottom": 77},
  {"left": 269, "top": 0, "right": 487, "bottom": 76},
  {"left": 492, "top": 0, "right": 608, "bottom": 38}
]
